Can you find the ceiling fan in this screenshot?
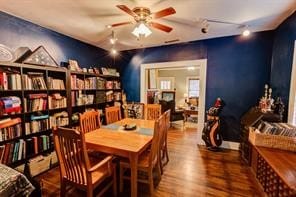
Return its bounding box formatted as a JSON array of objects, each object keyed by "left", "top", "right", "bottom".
[{"left": 109, "top": 5, "right": 176, "bottom": 37}]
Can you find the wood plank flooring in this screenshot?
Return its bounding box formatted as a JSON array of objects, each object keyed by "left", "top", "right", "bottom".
[{"left": 36, "top": 127, "right": 263, "bottom": 197}]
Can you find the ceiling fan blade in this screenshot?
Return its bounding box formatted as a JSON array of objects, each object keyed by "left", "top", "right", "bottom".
[
  {"left": 111, "top": 21, "right": 133, "bottom": 27},
  {"left": 152, "top": 7, "right": 176, "bottom": 19},
  {"left": 116, "top": 5, "right": 137, "bottom": 17},
  {"left": 150, "top": 22, "right": 173, "bottom": 33}
]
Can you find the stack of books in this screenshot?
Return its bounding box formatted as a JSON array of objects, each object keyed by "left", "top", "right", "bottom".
[
  {"left": 48, "top": 93, "right": 67, "bottom": 109},
  {"left": 71, "top": 75, "right": 84, "bottom": 89},
  {"left": 106, "top": 81, "right": 114, "bottom": 89},
  {"left": 49, "top": 111, "right": 69, "bottom": 128},
  {"left": 47, "top": 77, "right": 65, "bottom": 90},
  {"left": 0, "top": 118, "right": 22, "bottom": 142},
  {"left": 0, "top": 139, "right": 26, "bottom": 164},
  {"left": 113, "top": 81, "right": 121, "bottom": 89},
  {"left": 22, "top": 72, "right": 47, "bottom": 90},
  {"left": 0, "top": 70, "right": 22, "bottom": 90},
  {"left": 96, "top": 77, "right": 106, "bottom": 89},
  {"left": 0, "top": 96, "right": 22, "bottom": 115},
  {"left": 0, "top": 133, "right": 53, "bottom": 164},
  {"left": 25, "top": 114, "right": 49, "bottom": 135},
  {"left": 85, "top": 77, "right": 96, "bottom": 89},
  {"left": 24, "top": 94, "right": 47, "bottom": 112}
]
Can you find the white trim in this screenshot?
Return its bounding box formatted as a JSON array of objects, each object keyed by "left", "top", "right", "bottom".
[
  {"left": 220, "top": 141, "right": 240, "bottom": 150},
  {"left": 288, "top": 41, "right": 296, "bottom": 125},
  {"left": 140, "top": 59, "right": 207, "bottom": 145}
]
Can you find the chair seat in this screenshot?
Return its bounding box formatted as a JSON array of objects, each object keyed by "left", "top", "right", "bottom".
[{"left": 120, "top": 150, "right": 155, "bottom": 170}]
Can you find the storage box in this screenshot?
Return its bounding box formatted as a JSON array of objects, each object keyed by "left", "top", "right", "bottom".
[
  {"left": 28, "top": 155, "right": 51, "bottom": 177},
  {"left": 50, "top": 151, "right": 58, "bottom": 166},
  {"left": 249, "top": 127, "right": 296, "bottom": 152}
]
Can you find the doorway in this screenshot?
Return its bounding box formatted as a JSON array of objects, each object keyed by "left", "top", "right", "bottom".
[{"left": 140, "top": 59, "right": 207, "bottom": 145}]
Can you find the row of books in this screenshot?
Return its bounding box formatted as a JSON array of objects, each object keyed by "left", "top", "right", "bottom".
[
  {"left": 23, "top": 94, "right": 47, "bottom": 112},
  {"left": 256, "top": 121, "right": 296, "bottom": 137},
  {"left": 0, "top": 134, "right": 53, "bottom": 165},
  {"left": 0, "top": 96, "right": 22, "bottom": 116},
  {"left": 49, "top": 111, "right": 69, "bottom": 128},
  {"left": 48, "top": 93, "right": 67, "bottom": 109},
  {"left": 25, "top": 117, "right": 49, "bottom": 135},
  {"left": 71, "top": 91, "right": 94, "bottom": 106},
  {"left": 71, "top": 75, "right": 84, "bottom": 89},
  {"left": 106, "top": 91, "right": 122, "bottom": 102},
  {"left": 71, "top": 75, "right": 121, "bottom": 90},
  {"left": 106, "top": 81, "right": 121, "bottom": 89},
  {"left": 0, "top": 71, "right": 22, "bottom": 90},
  {"left": 22, "top": 73, "right": 47, "bottom": 90},
  {"left": 47, "top": 77, "right": 65, "bottom": 90},
  {"left": 0, "top": 118, "right": 22, "bottom": 142}
]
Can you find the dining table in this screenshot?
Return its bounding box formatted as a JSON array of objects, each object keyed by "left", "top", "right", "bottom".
[{"left": 85, "top": 118, "right": 155, "bottom": 197}]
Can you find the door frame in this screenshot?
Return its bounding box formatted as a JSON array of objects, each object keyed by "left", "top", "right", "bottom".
[
  {"left": 288, "top": 41, "right": 296, "bottom": 125},
  {"left": 140, "top": 59, "right": 207, "bottom": 145}
]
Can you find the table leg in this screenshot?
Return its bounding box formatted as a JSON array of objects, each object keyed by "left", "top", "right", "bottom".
[{"left": 129, "top": 153, "right": 138, "bottom": 197}]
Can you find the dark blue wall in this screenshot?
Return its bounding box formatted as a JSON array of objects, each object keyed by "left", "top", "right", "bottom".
[
  {"left": 270, "top": 11, "right": 296, "bottom": 119},
  {"left": 119, "top": 32, "right": 274, "bottom": 141},
  {"left": 0, "top": 11, "right": 112, "bottom": 67}
]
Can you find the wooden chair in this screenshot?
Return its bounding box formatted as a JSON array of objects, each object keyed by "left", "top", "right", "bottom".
[
  {"left": 53, "top": 127, "right": 117, "bottom": 197},
  {"left": 105, "top": 106, "right": 122, "bottom": 125},
  {"left": 119, "top": 115, "right": 164, "bottom": 194},
  {"left": 79, "top": 110, "right": 101, "bottom": 133},
  {"left": 159, "top": 110, "right": 170, "bottom": 174},
  {"left": 123, "top": 102, "right": 145, "bottom": 119},
  {"left": 145, "top": 104, "right": 161, "bottom": 120}
]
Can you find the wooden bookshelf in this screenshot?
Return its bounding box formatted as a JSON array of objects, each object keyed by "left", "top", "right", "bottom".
[
  {"left": 0, "top": 62, "right": 68, "bottom": 173},
  {"left": 0, "top": 62, "right": 122, "bottom": 174}
]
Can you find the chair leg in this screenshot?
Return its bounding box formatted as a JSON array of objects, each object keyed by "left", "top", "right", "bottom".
[
  {"left": 148, "top": 169, "right": 154, "bottom": 195},
  {"left": 119, "top": 165, "right": 124, "bottom": 193},
  {"left": 164, "top": 143, "right": 169, "bottom": 165},
  {"left": 87, "top": 185, "right": 93, "bottom": 197},
  {"left": 112, "top": 165, "right": 118, "bottom": 197},
  {"left": 158, "top": 150, "right": 163, "bottom": 175},
  {"left": 157, "top": 161, "right": 162, "bottom": 179},
  {"left": 60, "top": 179, "right": 66, "bottom": 197}
]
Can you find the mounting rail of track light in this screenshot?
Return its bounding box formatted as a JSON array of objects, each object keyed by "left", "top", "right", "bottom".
[{"left": 199, "top": 18, "right": 250, "bottom": 36}]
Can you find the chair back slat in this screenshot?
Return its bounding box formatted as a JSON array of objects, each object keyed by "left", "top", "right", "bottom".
[
  {"left": 53, "top": 127, "right": 90, "bottom": 186},
  {"left": 160, "top": 110, "right": 170, "bottom": 149},
  {"left": 149, "top": 114, "right": 165, "bottom": 165},
  {"left": 80, "top": 111, "right": 101, "bottom": 133},
  {"left": 105, "top": 106, "right": 121, "bottom": 124},
  {"left": 145, "top": 104, "right": 161, "bottom": 120}
]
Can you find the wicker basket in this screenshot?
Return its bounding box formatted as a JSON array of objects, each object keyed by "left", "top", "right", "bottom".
[{"left": 249, "top": 127, "right": 296, "bottom": 152}]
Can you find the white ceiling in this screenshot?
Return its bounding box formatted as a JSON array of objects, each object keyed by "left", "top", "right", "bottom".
[{"left": 0, "top": 0, "right": 295, "bottom": 51}]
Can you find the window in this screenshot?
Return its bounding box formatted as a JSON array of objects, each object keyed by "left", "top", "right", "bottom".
[
  {"left": 188, "top": 78, "right": 199, "bottom": 97},
  {"left": 157, "top": 77, "right": 174, "bottom": 90}
]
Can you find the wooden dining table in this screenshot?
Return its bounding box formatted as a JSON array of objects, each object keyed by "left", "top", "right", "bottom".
[{"left": 85, "top": 118, "right": 155, "bottom": 197}]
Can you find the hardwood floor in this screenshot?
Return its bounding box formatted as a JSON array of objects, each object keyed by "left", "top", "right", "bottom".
[{"left": 36, "top": 127, "right": 263, "bottom": 197}]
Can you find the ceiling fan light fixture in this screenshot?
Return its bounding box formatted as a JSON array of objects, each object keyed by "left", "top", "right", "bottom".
[
  {"left": 132, "top": 22, "right": 152, "bottom": 38},
  {"left": 242, "top": 29, "right": 250, "bottom": 37}
]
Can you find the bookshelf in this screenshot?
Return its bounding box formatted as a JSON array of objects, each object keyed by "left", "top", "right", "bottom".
[
  {"left": 0, "top": 62, "right": 122, "bottom": 173},
  {"left": 68, "top": 70, "right": 122, "bottom": 126},
  {"left": 0, "top": 62, "right": 68, "bottom": 173}
]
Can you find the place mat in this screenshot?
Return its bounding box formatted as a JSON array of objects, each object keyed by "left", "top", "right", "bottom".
[
  {"left": 138, "top": 128, "right": 153, "bottom": 136},
  {"left": 102, "top": 124, "right": 120, "bottom": 130},
  {"left": 103, "top": 124, "right": 153, "bottom": 136}
]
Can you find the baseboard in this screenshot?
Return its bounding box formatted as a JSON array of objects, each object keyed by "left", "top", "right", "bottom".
[{"left": 220, "top": 141, "right": 240, "bottom": 150}]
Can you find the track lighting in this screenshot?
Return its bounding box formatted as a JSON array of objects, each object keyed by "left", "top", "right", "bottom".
[
  {"left": 110, "top": 31, "right": 117, "bottom": 44},
  {"left": 199, "top": 18, "right": 251, "bottom": 37},
  {"left": 110, "top": 48, "right": 117, "bottom": 56}
]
